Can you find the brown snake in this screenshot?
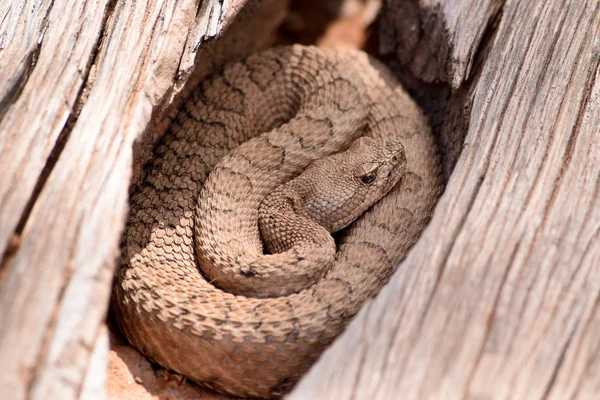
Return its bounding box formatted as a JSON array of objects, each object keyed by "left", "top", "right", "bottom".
[{"left": 112, "top": 45, "right": 442, "bottom": 398}]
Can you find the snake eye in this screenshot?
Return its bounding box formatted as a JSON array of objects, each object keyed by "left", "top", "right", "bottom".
[
  {"left": 354, "top": 162, "right": 379, "bottom": 184},
  {"left": 360, "top": 171, "right": 377, "bottom": 184}
]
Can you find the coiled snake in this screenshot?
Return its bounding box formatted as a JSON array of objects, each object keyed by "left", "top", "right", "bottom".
[{"left": 112, "top": 45, "right": 442, "bottom": 398}]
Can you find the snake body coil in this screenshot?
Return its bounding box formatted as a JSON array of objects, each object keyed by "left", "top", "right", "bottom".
[{"left": 113, "top": 45, "right": 442, "bottom": 398}]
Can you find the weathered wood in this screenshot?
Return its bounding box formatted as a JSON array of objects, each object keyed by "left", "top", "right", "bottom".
[
  {"left": 380, "top": 0, "right": 502, "bottom": 88},
  {"left": 80, "top": 326, "right": 108, "bottom": 400},
  {"left": 0, "top": 1, "right": 54, "bottom": 110},
  {"left": 290, "top": 1, "right": 600, "bottom": 398},
  {"left": 0, "top": 2, "right": 115, "bottom": 397},
  {"left": 0, "top": 0, "right": 110, "bottom": 264},
  {"left": 0, "top": 0, "right": 285, "bottom": 399}
]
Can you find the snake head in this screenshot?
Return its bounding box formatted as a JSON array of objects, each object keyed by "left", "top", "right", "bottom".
[
  {"left": 295, "top": 136, "right": 407, "bottom": 232},
  {"left": 350, "top": 137, "right": 406, "bottom": 188}
]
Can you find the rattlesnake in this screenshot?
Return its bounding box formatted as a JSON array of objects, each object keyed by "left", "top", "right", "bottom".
[{"left": 112, "top": 45, "right": 442, "bottom": 398}]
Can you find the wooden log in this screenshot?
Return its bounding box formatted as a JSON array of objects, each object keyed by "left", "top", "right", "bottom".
[
  {"left": 290, "top": 1, "right": 600, "bottom": 398},
  {"left": 0, "top": 0, "right": 285, "bottom": 399}
]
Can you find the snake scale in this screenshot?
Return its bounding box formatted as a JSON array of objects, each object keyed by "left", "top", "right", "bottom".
[{"left": 112, "top": 45, "right": 442, "bottom": 398}]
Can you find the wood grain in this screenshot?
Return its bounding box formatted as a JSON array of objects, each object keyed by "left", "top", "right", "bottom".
[
  {"left": 290, "top": 1, "right": 600, "bottom": 398},
  {"left": 0, "top": 1, "right": 54, "bottom": 109},
  {"left": 0, "top": 0, "right": 285, "bottom": 399},
  {"left": 0, "top": 0, "right": 111, "bottom": 266},
  {"left": 379, "top": 0, "right": 503, "bottom": 88}
]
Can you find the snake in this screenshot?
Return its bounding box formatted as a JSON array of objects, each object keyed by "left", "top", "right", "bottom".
[{"left": 112, "top": 45, "right": 442, "bottom": 398}]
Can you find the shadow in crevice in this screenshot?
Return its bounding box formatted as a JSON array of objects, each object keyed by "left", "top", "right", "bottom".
[
  {"left": 277, "top": 0, "right": 346, "bottom": 46},
  {"left": 378, "top": 1, "right": 504, "bottom": 182}
]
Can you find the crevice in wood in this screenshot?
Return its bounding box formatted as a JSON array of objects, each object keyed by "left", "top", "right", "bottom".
[
  {"left": 472, "top": 4, "right": 503, "bottom": 76},
  {"left": 0, "top": 234, "right": 20, "bottom": 289},
  {"left": 0, "top": 0, "right": 117, "bottom": 280},
  {"left": 437, "top": 3, "right": 502, "bottom": 179},
  {"left": 0, "top": 50, "right": 34, "bottom": 122},
  {"left": 193, "top": 0, "right": 222, "bottom": 51},
  {"left": 460, "top": 1, "right": 504, "bottom": 85},
  {"left": 0, "top": 0, "right": 55, "bottom": 122},
  {"left": 0, "top": 112, "right": 70, "bottom": 279},
  {"left": 558, "top": 19, "right": 599, "bottom": 180}
]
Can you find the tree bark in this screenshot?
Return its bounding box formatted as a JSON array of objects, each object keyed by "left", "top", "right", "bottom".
[{"left": 291, "top": 1, "right": 600, "bottom": 399}]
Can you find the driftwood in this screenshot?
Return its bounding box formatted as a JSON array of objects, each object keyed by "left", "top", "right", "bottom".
[{"left": 1, "top": 0, "right": 599, "bottom": 399}]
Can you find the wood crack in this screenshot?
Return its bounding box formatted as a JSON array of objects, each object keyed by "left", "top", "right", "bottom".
[
  {"left": 0, "top": 0, "right": 55, "bottom": 122},
  {"left": 0, "top": 0, "right": 114, "bottom": 277}
]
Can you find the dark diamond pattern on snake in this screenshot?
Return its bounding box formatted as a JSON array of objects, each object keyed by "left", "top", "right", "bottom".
[{"left": 112, "top": 45, "right": 442, "bottom": 398}]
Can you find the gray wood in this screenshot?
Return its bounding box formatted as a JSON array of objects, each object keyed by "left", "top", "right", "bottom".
[
  {"left": 290, "top": 1, "right": 600, "bottom": 398},
  {"left": 380, "top": 0, "right": 503, "bottom": 88},
  {"left": 0, "top": 1, "right": 54, "bottom": 108},
  {"left": 79, "top": 327, "right": 108, "bottom": 400},
  {"left": 0, "top": 0, "right": 285, "bottom": 399},
  {"left": 0, "top": 0, "right": 110, "bottom": 263}
]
